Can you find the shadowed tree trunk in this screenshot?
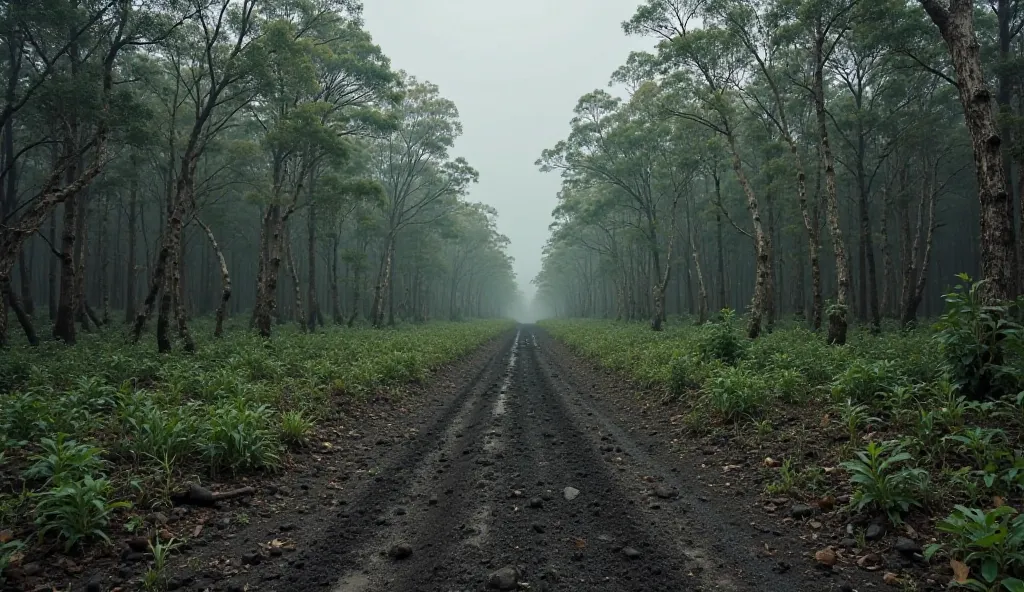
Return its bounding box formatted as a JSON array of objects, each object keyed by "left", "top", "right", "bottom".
[
  {"left": 125, "top": 166, "right": 138, "bottom": 323},
  {"left": 813, "top": 20, "right": 851, "bottom": 345},
  {"left": 48, "top": 211, "right": 57, "bottom": 320},
  {"left": 900, "top": 157, "right": 939, "bottom": 326},
  {"left": 307, "top": 196, "right": 319, "bottom": 332},
  {"left": 54, "top": 162, "right": 80, "bottom": 344},
  {"left": 919, "top": 0, "right": 1015, "bottom": 302}
]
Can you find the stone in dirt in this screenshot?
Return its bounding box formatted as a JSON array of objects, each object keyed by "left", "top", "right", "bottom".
[
  {"left": 563, "top": 487, "right": 580, "bottom": 501},
  {"left": 894, "top": 537, "right": 921, "bottom": 555},
  {"left": 790, "top": 504, "right": 816, "bottom": 519},
  {"left": 528, "top": 497, "right": 544, "bottom": 509},
  {"left": 814, "top": 548, "right": 837, "bottom": 567},
  {"left": 865, "top": 523, "right": 886, "bottom": 541},
  {"left": 653, "top": 485, "right": 678, "bottom": 499},
  {"left": 388, "top": 543, "right": 413, "bottom": 560},
  {"left": 488, "top": 566, "right": 520, "bottom": 590},
  {"left": 623, "top": 547, "right": 641, "bottom": 559},
  {"left": 532, "top": 522, "right": 545, "bottom": 533}
]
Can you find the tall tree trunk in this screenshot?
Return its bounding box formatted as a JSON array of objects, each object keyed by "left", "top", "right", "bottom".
[
  {"left": 348, "top": 264, "right": 362, "bottom": 327},
  {"left": 901, "top": 164, "right": 939, "bottom": 326},
  {"left": 197, "top": 218, "right": 231, "bottom": 338},
  {"left": 994, "top": 0, "right": 1018, "bottom": 295},
  {"left": 285, "top": 225, "right": 304, "bottom": 329},
  {"left": 387, "top": 241, "right": 397, "bottom": 327},
  {"left": 330, "top": 235, "right": 342, "bottom": 324},
  {"left": 98, "top": 198, "right": 110, "bottom": 325},
  {"left": 254, "top": 205, "right": 283, "bottom": 338},
  {"left": 689, "top": 217, "right": 709, "bottom": 324},
  {"left": 371, "top": 235, "right": 395, "bottom": 328},
  {"left": 132, "top": 159, "right": 195, "bottom": 352},
  {"left": 48, "top": 211, "right": 58, "bottom": 320},
  {"left": 716, "top": 210, "right": 726, "bottom": 311},
  {"left": 920, "top": 0, "right": 1014, "bottom": 302},
  {"left": 725, "top": 134, "right": 772, "bottom": 339},
  {"left": 16, "top": 252, "right": 32, "bottom": 317},
  {"left": 54, "top": 164, "right": 80, "bottom": 344},
  {"left": 74, "top": 188, "right": 99, "bottom": 330},
  {"left": 814, "top": 26, "right": 851, "bottom": 345},
  {"left": 856, "top": 133, "right": 881, "bottom": 331},
  {"left": 880, "top": 176, "right": 895, "bottom": 318},
  {"left": 1, "top": 278, "right": 37, "bottom": 346},
  {"left": 306, "top": 197, "right": 318, "bottom": 332},
  {"left": 125, "top": 167, "right": 138, "bottom": 323}
]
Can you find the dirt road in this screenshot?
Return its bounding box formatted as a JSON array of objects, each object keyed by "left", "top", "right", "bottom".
[{"left": 169, "top": 326, "right": 863, "bottom": 592}]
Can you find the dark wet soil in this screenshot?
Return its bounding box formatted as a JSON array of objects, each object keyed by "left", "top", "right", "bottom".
[{"left": 48, "top": 326, "right": 895, "bottom": 592}]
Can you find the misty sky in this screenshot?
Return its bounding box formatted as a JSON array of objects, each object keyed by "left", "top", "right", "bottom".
[{"left": 361, "top": 1, "right": 652, "bottom": 298}]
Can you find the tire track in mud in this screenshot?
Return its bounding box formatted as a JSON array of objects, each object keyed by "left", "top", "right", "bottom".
[{"left": 270, "top": 326, "right": 824, "bottom": 592}]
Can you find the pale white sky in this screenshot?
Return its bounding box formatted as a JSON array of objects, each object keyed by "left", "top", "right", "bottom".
[{"left": 361, "top": 1, "right": 652, "bottom": 297}]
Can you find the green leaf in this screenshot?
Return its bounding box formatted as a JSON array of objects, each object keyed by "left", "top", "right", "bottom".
[{"left": 981, "top": 559, "right": 998, "bottom": 583}]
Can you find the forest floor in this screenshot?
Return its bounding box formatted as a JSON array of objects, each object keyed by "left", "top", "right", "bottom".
[{"left": 3, "top": 315, "right": 1020, "bottom": 592}]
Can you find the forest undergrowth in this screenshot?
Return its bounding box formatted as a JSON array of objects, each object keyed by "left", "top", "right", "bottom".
[
  {"left": 543, "top": 278, "right": 1024, "bottom": 592},
  {"left": 0, "top": 319, "right": 512, "bottom": 585}
]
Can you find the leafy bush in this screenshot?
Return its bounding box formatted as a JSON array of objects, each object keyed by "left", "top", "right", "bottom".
[
  {"left": 936, "top": 275, "right": 1024, "bottom": 400},
  {"left": 203, "top": 398, "right": 281, "bottom": 474},
  {"left": 841, "top": 441, "right": 928, "bottom": 525},
  {"left": 830, "top": 359, "right": 905, "bottom": 404},
  {"left": 23, "top": 434, "right": 107, "bottom": 485},
  {"left": 925, "top": 505, "right": 1024, "bottom": 591},
  {"left": 34, "top": 476, "right": 130, "bottom": 550},
  {"left": 118, "top": 397, "right": 199, "bottom": 463},
  {"left": 695, "top": 310, "right": 746, "bottom": 364},
  {"left": 704, "top": 366, "right": 770, "bottom": 422}
]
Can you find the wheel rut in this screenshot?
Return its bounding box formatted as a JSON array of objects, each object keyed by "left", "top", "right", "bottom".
[{"left": 264, "top": 326, "right": 828, "bottom": 592}]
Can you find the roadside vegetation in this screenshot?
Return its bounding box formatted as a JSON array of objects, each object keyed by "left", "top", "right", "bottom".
[
  {"left": 0, "top": 320, "right": 512, "bottom": 585},
  {"left": 543, "top": 278, "right": 1024, "bottom": 591}
]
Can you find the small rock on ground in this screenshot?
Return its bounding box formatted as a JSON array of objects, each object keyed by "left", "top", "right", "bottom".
[
  {"left": 388, "top": 543, "right": 413, "bottom": 560},
  {"left": 488, "top": 566, "right": 520, "bottom": 590},
  {"left": 563, "top": 487, "right": 580, "bottom": 501},
  {"left": 894, "top": 537, "right": 921, "bottom": 555},
  {"left": 623, "top": 547, "right": 641, "bottom": 560},
  {"left": 790, "top": 504, "right": 816, "bottom": 519}
]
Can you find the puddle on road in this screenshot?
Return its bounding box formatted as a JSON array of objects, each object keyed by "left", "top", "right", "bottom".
[{"left": 493, "top": 329, "right": 520, "bottom": 417}]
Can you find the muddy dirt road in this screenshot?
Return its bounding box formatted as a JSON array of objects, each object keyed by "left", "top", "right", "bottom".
[{"left": 175, "top": 326, "right": 863, "bottom": 592}]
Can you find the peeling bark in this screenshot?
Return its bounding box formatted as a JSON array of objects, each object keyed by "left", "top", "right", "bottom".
[
  {"left": 919, "top": 0, "right": 1014, "bottom": 302},
  {"left": 196, "top": 217, "right": 231, "bottom": 338}
]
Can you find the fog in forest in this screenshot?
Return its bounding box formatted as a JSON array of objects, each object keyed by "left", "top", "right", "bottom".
[
  {"left": 1, "top": 0, "right": 1021, "bottom": 343},
  {"left": 361, "top": 0, "right": 653, "bottom": 303},
  {"left": 3, "top": 1, "right": 1024, "bottom": 590}
]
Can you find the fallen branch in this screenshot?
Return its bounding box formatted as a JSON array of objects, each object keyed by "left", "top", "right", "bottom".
[{"left": 171, "top": 483, "right": 255, "bottom": 507}]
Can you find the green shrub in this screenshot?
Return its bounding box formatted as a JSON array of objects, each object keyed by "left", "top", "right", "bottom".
[
  {"left": 203, "top": 398, "right": 281, "bottom": 474},
  {"left": 695, "top": 310, "right": 746, "bottom": 364},
  {"left": 925, "top": 505, "right": 1024, "bottom": 590},
  {"left": 935, "top": 275, "right": 1024, "bottom": 400},
  {"left": 118, "top": 397, "right": 199, "bottom": 463},
  {"left": 841, "top": 441, "right": 928, "bottom": 525},
  {"left": 704, "top": 366, "right": 770, "bottom": 421},
  {"left": 34, "top": 476, "right": 130, "bottom": 551},
  {"left": 23, "top": 434, "right": 107, "bottom": 485},
  {"left": 830, "top": 359, "right": 905, "bottom": 404},
  {"left": 0, "top": 390, "right": 52, "bottom": 443}
]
